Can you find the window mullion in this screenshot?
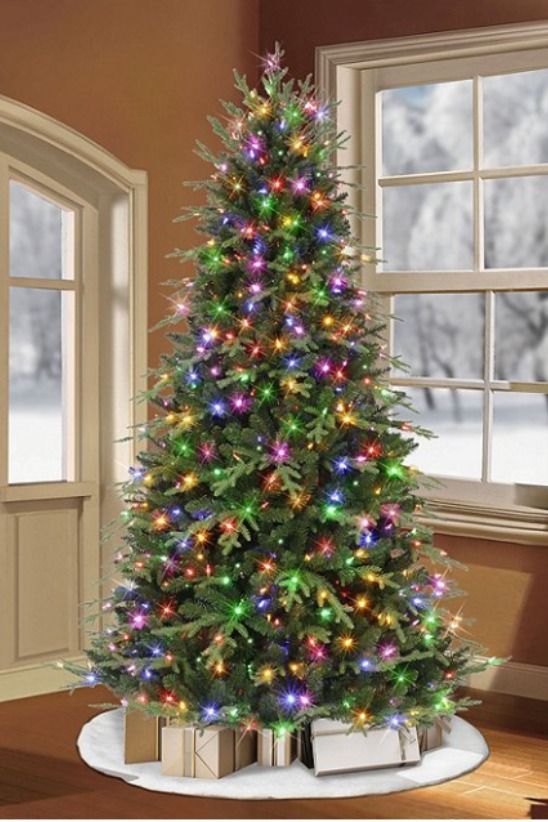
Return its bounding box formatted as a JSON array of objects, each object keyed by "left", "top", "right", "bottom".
[
  {"left": 483, "top": 291, "right": 495, "bottom": 482},
  {"left": 0, "top": 157, "right": 9, "bottom": 487},
  {"left": 473, "top": 74, "right": 483, "bottom": 272},
  {"left": 474, "top": 73, "right": 491, "bottom": 485},
  {"left": 7, "top": 277, "right": 77, "bottom": 292}
]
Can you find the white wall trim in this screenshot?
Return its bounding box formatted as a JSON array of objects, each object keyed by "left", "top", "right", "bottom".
[
  {"left": 469, "top": 658, "right": 548, "bottom": 701},
  {"left": 1, "top": 657, "right": 545, "bottom": 704},
  {"left": 0, "top": 95, "right": 147, "bottom": 190},
  {"left": 0, "top": 656, "right": 86, "bottom": 702},
  {"left": 421, "top": 501, "right": 548, "bottom": 547},
  {"left": 0, "top": 94, "right": 148, "bottom": 443},
  {"left": 316, "top": 21, "right": 548, "bottom": 89}
]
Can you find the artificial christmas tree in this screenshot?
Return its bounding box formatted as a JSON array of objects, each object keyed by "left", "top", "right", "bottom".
[{"left": 70, "top": 45, "right": 492, "bottom": 774}]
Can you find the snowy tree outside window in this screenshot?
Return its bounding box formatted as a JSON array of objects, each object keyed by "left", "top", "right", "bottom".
[
  {"left": 7, "top": 179, "right": 75, "bottom": 484},
  {"left": 379, "top": 67, "right": 548, "bottom": 489}
]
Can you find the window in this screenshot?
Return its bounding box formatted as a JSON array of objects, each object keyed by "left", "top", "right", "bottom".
[
  {"left": 317, "top": 24, "right": 548, "bottom": 537},
  {"left": 380, "top": 67, "right": 548, "bottom": 496},
  {"left": 7, "top": 178, "right": 77, "bottom": 483},
  {"left": 0, "top": 97, "right": 148, "bottom": 700}
]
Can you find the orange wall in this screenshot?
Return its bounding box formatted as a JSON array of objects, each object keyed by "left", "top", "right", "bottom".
[
  {"left": 260, "top": 0, "right": 548, "bottom": 78},
  {"left": 437, "top": 534, "right": 548, "bottom": 667},
  {"left": 0, "top": 0, "right": 546, "bottom": 669},
  {"left": 260, "top": 0, "right": 548, "bottom": 669},
  {"left": 0, "top": 0, "right": 259, "bottom": 367}
]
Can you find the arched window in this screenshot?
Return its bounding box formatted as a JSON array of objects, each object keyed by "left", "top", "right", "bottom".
[{"left": 0, "top": 98, "right": 147, "bottom": 699}]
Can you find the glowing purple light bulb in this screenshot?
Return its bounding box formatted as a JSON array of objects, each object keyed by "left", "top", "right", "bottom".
[
  {"left": 230, "top": 393, "right": 252, "bottom": 414},
  {"left": 130, "top": 611, "right": 148, "bottom": 630},
  {"left": 271, "top": 440, "right": 290, "bottom": 464},
  {"left": 379, "top": 643, "right": 397, "bottom": 660}
]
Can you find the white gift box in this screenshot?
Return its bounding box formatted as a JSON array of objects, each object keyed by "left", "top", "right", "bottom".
[{"left": 311, "top": 718, "right": 421, "bottom": 776}]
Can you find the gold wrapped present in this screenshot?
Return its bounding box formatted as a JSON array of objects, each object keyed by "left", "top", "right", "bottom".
[
  {"left": 124, "top": 710, "right": 164, "bottom": 764},
  {"left": 419, "top": 717, "right": 451, "bottom": 752},
  {"left": 161, "top": 725, "right": 256, "bottom": 779},
  {"left": 257, "top": 728, "right": 297, "bottom": 767}
]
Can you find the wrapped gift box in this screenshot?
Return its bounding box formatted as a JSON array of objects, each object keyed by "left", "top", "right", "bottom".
[
  {"left": 124, "top": 710, "right": 164, "bottom": 764},
  {"left": 419, "top": 717, "right": 450, "bottom": 753},
  {"left": 257, "top": 728, "right": 297, "bottom": 767},
  {"left": 311, "top": 718, "right": 421, "bottom": 776},
  {"left": 161, "top": 725, "right": 256, "bottom": 779},
  {"left": 299, "top": 723, "right": 314, "bottom": 769}
]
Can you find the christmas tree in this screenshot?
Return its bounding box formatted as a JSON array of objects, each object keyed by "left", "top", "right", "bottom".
[{"left": 74, "top": 46, "right": 490, "bottom": 735}]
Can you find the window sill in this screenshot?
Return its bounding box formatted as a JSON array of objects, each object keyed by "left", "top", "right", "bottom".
[{"left": 419, "top": 498, "right": 548, "bottom": 546}]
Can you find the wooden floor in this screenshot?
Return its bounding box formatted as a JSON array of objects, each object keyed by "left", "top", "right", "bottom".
[{"left": 0, "top": 687, "right": 547, "bottom": 819}]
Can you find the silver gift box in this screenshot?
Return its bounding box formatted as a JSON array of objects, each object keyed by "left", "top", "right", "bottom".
[{"left": 311, "top": 718, "right": 421, "bottom": 776}]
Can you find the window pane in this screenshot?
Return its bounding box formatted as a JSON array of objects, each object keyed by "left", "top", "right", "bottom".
[
  {"left": 483, "top": 68, "right": 548, "bottom": 168},
  {"left": 382, "top": 182, "right": 473, "bottom": 271},
  {"left": 491, "top": 393, "right": 548, "bottom": 485},
  {"left": 381, "top": 80, "right": 473, "bottom": 176},
  {"left": 9, "top": 288, "right": 74, "bottom": 483},
  {"left": 9, "top": 180, "right": 75, "bottom": 279},
  {"left": 405, "top": 387, "right": 483, "bottom": 479},
  {"left": 494, "top": 291, "right": 548, "bottom": 381},
  {"left": 484, "top": 177, "right": 548, "bottom": 269},
  {"left": 393, "top": 293, "right": 484, "bottom": 379}
]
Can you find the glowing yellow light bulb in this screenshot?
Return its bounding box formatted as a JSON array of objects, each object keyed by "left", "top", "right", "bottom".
[
  {"left": 340, "top": 409, "right": 356, "bottom": 426},
  {"left": 153, "top": 514, "right": 169, "bottom": 530},
  {"left": 181, "top": 472, "right": 198, "bottom": 490},
  {"left": 180, "top": 411, "right": 195, "bottom": 429}
]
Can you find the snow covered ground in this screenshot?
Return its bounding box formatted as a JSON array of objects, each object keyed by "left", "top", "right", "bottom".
[
  {"left": 9, "top": 378, "right": 64, "bottom": 484},
  {"left": 9, "top": 386, "right": 548, "bottom": 488},
  {"left": 407, "top": 389, "right": 548, "bottom": 486}
]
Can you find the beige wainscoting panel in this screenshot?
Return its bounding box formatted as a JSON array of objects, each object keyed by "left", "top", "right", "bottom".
[
  {"left": 16, "top": 506, "right": 79, "bottom": 659},
  {"left": 6, "top": 500, "right": 81, "bottom": 664}
]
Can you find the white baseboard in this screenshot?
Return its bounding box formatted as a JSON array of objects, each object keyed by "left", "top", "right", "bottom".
[
  {"left": 1, "top": 656, "right": 546, "bottom": 704},
  {"left": 0, "top": 656, "right": 84, "bottom": 702},
  {"left": 469, "top": 658, "right": 548, "bottom": 701}
]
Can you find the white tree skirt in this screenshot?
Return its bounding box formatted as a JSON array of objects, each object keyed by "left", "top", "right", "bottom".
[{"left": 77, "top": 709, "right": 488, "bottom": 800}]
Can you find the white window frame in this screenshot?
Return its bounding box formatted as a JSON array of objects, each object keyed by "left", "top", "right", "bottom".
[
  {"left": 0, "top": 96, "right": 148, "bottom": 700},
  {"left": 317, "top": 22, "right": 548, "bottom": 545},
  {"left": 1, "top": 160, "right": 84, "bottom": 486}
]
